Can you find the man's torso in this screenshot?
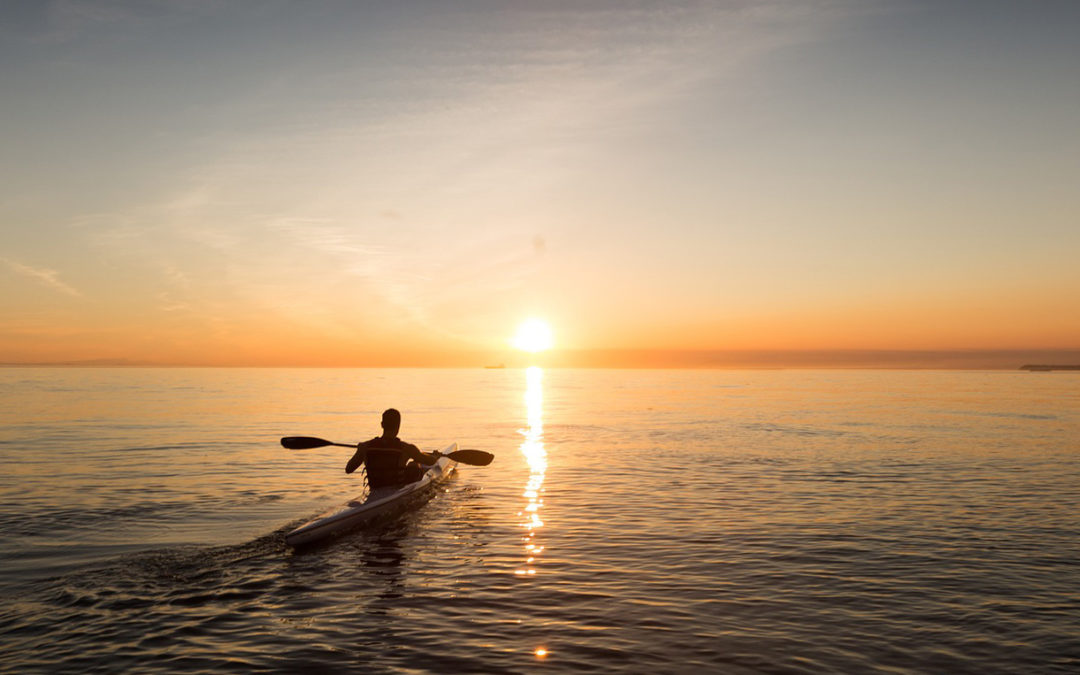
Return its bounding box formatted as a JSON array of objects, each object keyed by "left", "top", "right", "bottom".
[{"left": 361, "top": 436, "right": 420, "bottom": 488}]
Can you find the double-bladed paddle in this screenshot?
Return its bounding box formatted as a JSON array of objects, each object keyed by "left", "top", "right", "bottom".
[{"left": 280, "top": 436, "right": 494, "bottom": 466}]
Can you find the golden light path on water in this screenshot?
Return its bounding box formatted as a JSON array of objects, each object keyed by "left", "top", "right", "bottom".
[{"left": 517, "top": 366, "right": 546, "bottom": 583}]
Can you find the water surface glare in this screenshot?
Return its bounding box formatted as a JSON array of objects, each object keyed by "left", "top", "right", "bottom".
[{"left": 1, "top": 368, "right": 1078, "bottom": 673}]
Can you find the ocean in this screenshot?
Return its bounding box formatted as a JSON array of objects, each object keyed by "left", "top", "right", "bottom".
[{"left": 1, "top": 367, "right": 1077, "bottom": 673}]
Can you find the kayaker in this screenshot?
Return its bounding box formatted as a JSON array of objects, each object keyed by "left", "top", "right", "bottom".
[{"left": 345, "top": 408, "right": 440, "bottom": 489}]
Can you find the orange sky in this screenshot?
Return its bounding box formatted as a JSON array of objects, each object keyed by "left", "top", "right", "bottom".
[{"left": 2, "top": 2, "right": 1079, "bottom": 368}]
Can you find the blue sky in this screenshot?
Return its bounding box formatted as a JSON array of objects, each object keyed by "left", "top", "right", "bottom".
[{"left": 2, "top": 1, "right": 1078, "bottom": 364}]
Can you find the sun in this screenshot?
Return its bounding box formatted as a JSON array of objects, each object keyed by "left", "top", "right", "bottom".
[{"left": 512, "top": 319, "right": 553, "bottom": 353}]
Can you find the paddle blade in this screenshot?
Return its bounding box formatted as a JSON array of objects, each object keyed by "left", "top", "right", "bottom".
[
  {"left": 446, "top": 449, "right": 494, "bottom": 466},
  {"left": 281, "top": 436, "right": 334, "bottom": 450}
]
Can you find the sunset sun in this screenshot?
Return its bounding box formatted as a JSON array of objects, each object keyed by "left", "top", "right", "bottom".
[{"left": 512, "top": 319, "right": 553, "bottom": 353}]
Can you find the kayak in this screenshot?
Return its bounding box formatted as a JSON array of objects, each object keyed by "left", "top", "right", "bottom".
[{"left": 285, "top": 442, "right": 458, "bottom": 547}]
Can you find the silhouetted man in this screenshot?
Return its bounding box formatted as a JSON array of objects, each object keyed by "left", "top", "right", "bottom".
[{"left": 345, "top": 408, "right": 439, "bottom": 489}]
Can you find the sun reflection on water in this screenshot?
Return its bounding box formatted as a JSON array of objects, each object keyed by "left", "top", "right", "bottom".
[{"left": 517, "top": 366, "right": 546, "bottom": 577}]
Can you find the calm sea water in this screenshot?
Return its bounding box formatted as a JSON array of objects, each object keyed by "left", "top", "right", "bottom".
[{"left": 0, "top": 367, "right": 1077, "bottom": 673}]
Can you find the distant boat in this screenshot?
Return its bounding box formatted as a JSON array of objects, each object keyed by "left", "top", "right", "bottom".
[{"left": 484, "top": 364, "right": 506, "bottom": 369}]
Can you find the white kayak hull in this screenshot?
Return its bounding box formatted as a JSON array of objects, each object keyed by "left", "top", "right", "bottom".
[{"left": 285, "top": 442, "right": 458, "bottom": 547}]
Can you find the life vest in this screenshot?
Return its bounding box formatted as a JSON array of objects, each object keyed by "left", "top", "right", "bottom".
[{"left": 362, "top": 437, "right": 411, "bottom": 489}]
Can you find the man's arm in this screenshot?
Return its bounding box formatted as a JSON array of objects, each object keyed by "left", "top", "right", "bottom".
[
  {"left": 345, "top": 444, "right": 367, "bottom": 474},
  {"left": 403, "top": 442, "right": 439, "bottom": 466}
]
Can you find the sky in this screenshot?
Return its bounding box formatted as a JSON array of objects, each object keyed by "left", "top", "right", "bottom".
[{"left": 1, "top": 0, "right": 1079, "bottom": 367}]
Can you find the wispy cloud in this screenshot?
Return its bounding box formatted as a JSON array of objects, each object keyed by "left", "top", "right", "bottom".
[
  {"left": 3, "top": 0, "right": 231, "bottom": 44},
  {"left": 3, "top": 258, "right": 83, "bottom": 297}
]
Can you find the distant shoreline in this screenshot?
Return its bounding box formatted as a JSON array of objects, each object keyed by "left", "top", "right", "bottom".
[{"left": 1020, "top": 365, "right": 1080, "bottom": 372}]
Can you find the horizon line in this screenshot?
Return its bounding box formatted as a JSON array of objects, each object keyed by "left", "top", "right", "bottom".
[{"left": 3, "top": 348, "right": 1079, "bottom": 370}]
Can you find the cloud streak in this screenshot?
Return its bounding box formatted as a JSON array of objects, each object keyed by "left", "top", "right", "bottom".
[{"left": 3, "top": 259, "right": 82, "bottom": 297}]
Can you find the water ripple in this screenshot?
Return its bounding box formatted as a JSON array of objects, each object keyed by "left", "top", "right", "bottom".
[{"left": 1, "top": 368, "right": 1079, "bottom": 673}]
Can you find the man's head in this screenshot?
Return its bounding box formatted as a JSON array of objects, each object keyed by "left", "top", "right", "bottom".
[{"left": 381, "top": 408, "right": 402, "bottom": 436}]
